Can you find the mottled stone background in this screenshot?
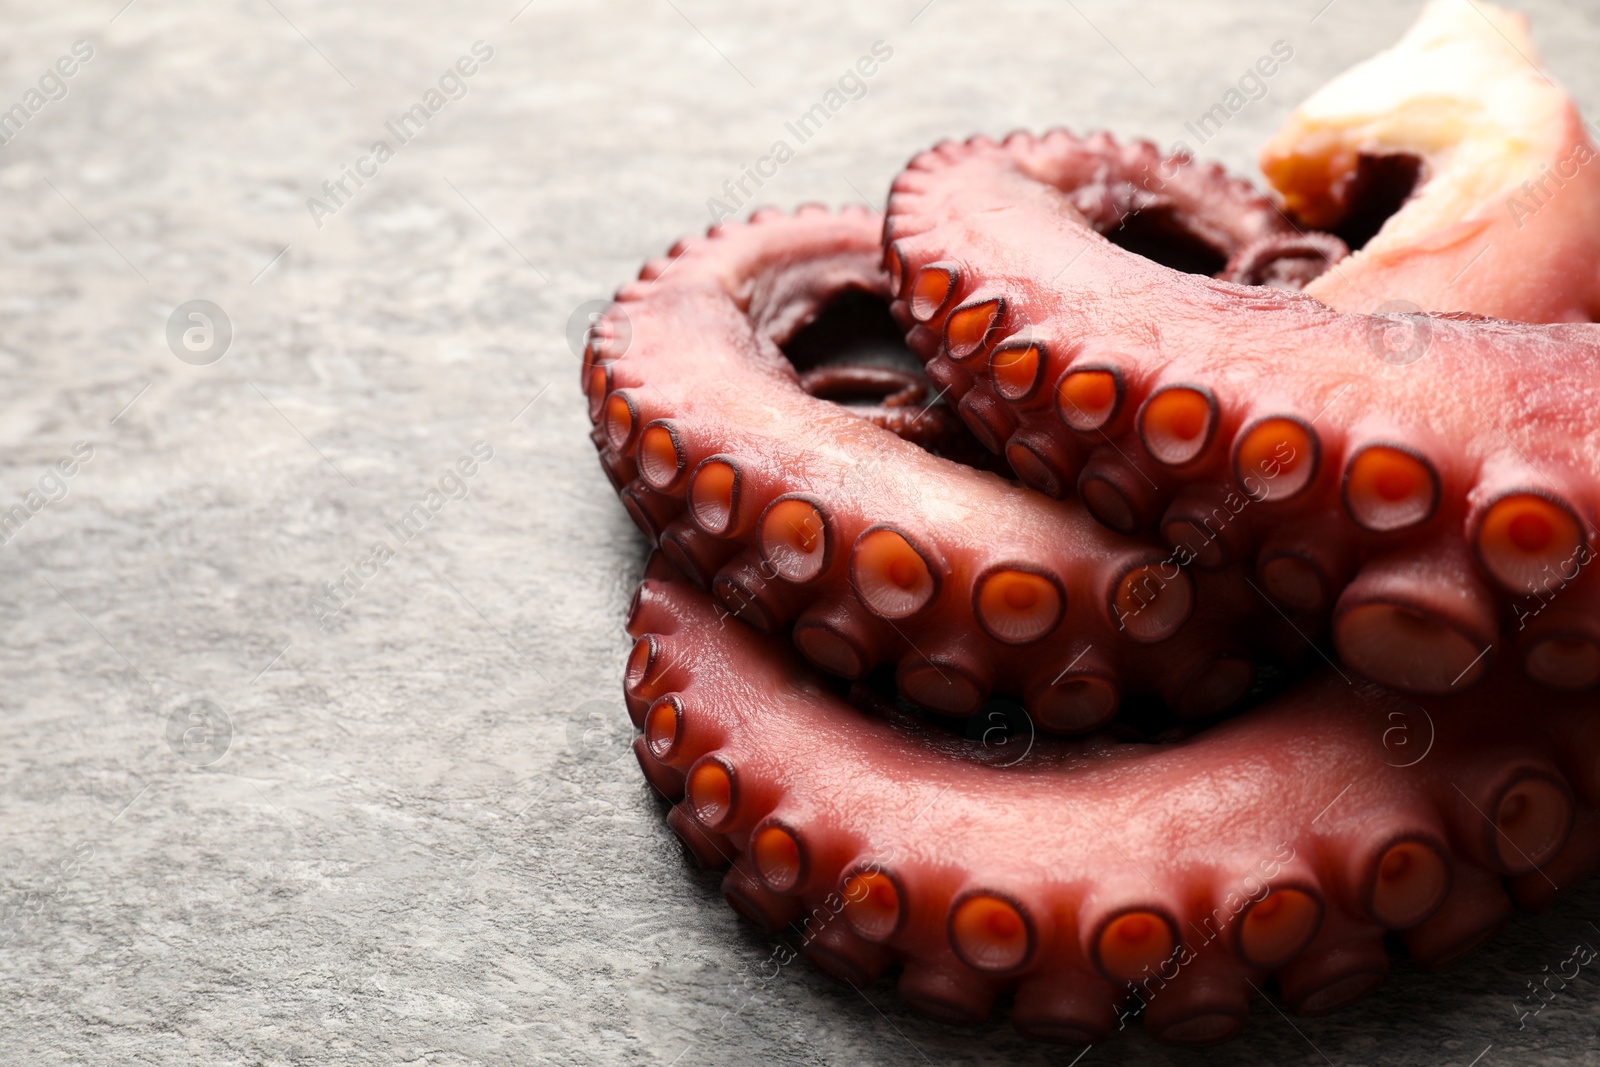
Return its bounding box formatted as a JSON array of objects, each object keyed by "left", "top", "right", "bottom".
[{"left": 2, "top": 1, "right": 1598, "bottom": 1064}]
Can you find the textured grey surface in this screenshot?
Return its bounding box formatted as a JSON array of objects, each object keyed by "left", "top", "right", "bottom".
[{"left": 3, "top": 1, "right": 1600, "bottom": 1064}]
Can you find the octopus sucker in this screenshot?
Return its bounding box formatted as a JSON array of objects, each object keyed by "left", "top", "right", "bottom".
[
  {"left": 581, "top": 0, "right": 1600, "bottom": 1047},
  {"left": 1077, "top": 445, "right": 1173, "bottom": 536},
  {"left": 621, "top": 565, "right": 1600, "bottom": 1043},
  {"left": 1341, "top": 440, "right": 1441, "bottom": 533},
  {"left": 1519, "top": 587, "right": 1600, "bottom": 692}
]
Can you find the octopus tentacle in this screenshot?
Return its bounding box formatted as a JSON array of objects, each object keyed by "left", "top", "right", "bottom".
[
  {"left": 585, "top": 206, "right": 1270, "bottom": 721},
  {"left": 1219, "top": 232, "right": 1352, "bottom": 290},
  {"left": 799, "top": 365, "right": 926, "bottom": 407},
  {"left": 887, "top": 127, "right": 1309, "bottom": 282},
  {"left": 881, "top": 128, "right": 1600, "bottom": 694},
  {"left": 796, "top": 364, "right": 970, "bottom": 454},
  {"left": 625, "top": 561, "right": 1600, "bottom": 1045}
]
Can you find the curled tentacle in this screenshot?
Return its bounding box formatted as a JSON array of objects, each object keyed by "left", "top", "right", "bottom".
[
  {"left": 882, "top": 127, "right": 1600, "bottom": 696},
  {"left": 586, "top": 205, "right": 1267, "bottom": 722},
  {"left": 797, "top": 364, "right": 969, "bottom": 454},
  {"left": 1219, "top": 232, "right": 1350, "bottom": 289},
  {"left": 799, "top": 365, "right": 926, "bottom": 407},
  {"left": 626, "top": 564, "right": 1598, "bottom": 1045}
]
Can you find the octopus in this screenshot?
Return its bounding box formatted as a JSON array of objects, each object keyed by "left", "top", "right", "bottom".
[{"left": 581, "top": 1, "right": 1600, "bottom": 1046}]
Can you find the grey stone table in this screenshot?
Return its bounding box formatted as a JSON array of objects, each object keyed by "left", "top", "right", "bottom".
[{"left": 3, "top": 1, "right": 1598, "bottom": 1063}]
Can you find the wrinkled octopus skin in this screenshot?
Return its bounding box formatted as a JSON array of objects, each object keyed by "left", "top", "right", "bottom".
[
  {"left": 624, "top": 554, "right": 1600, "bottom": 1046},
  {"left": 883, "top": 129, "right": 1600, "bottom": 697},
  {"left": 586, "top": 206, "right": 1296, "bottom": 727}
]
